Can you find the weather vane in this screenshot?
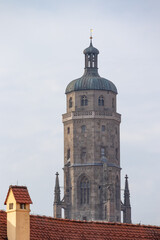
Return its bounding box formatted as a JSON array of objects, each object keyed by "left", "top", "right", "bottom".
[{"left": 90, "top": 29, "right": 93, "bottom": 40}]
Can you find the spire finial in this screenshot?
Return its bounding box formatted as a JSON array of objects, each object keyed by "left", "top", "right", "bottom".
[
  {"left": 90, "top": 29, "right": 93, "bottom": 44},
  {"left": 125, "top": 174, "right": 129, "bottom": 190}
]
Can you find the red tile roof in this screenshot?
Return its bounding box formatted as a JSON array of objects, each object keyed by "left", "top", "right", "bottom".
[
  {"left": 0, "top": 211, "right": 7, "bottom": 240},
  {"left": 30, "top": 216, "right": 160, "bottom": 240},
  {"left": 4, "top": 185, "right": 32, "bottom": 205},
  {"left": 1, "top": 210, "right": 160, "bottom": 240}
]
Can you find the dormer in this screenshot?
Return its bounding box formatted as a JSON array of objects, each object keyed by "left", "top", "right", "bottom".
[{"left": 4, "top": 185, "right": 32, "bottom": 240}]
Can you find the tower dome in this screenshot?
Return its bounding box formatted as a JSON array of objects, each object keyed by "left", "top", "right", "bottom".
[
  {"left": 83, "top": 42, "right": 99, "bottom": 54},
  {"left": 65, "top": 39, "right": 117, "bottom": 94}
]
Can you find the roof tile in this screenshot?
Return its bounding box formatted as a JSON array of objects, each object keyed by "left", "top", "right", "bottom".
[
  {"left": 0, "top": 211, "right": 7, "bottom": 240},
  {"left": 1, "top": 210, "right": 160, "bottom": 240}
]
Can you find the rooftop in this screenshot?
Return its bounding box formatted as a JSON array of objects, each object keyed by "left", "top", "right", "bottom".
[
  {"left": 1, "top": 210, "right": 160, "bottom": 240},
  {"left": 4, "top": 185, "right": 32, "bottom": 205}
]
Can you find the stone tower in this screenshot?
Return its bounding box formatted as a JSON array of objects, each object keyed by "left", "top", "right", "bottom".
[{"left": 54, "top": 36, "right": 131, "bottom": 223}]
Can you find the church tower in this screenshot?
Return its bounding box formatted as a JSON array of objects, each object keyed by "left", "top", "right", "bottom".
[{"left": 54, "top": 34, "right": 131, "bottom": 223}]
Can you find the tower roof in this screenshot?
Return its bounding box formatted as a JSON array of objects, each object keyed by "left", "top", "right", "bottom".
[
  {"left": 83, "top": 41, "right": 99, "bottom": 54},
  {"left": 66, "top": 74, "right": 117, "bottom": 94},
  {"left": 65, "top": 38, "right": 117, "bottom": 94}
]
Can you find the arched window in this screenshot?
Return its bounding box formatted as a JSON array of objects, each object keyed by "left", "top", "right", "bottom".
[
  {"left": 69, "top": 97, "right": 72, "bottom": 108},
  {"left": 81, "top": 95, "right": 88, "bottom": 106},
  {"left": 98, "top": 96, "right": 104, "bottom": 106},
  {"left": 87, "top": 54, "right": 91, "bottom": 67},
  {"left": 92, "top": 54, "right": 95, "bottom": 68},
  {"left": 80, "top": 176, "right": 90, "bottom": 204}
]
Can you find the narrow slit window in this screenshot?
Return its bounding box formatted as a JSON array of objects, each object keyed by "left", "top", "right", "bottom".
[
  {"left": 81, "top": 147, "right": 86, "bottom": 162},
  {"left": 102, "top": 125, "right": 105, "bottom": 132},
  {"left": 67, "top": 149, "right": 70, "bottom": 160},
  {"left": 101, "top": 147, "right": 105, "bottom": 157},
  {"left": 87, "top": 54, "right": 91, "bottom": 68},
  {"left": 112, "top": 98, "right": 115, "bottom": 108},
  {"left": 116, "top": 148, "right": 118, "bottom": 160},
  {"left": 81, "top": 125, "right": 86, "bottom": 133}
]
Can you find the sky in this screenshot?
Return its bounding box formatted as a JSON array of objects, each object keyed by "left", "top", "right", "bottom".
[{"left": 0, "top": 0, "right": 160, "bottom": 225}]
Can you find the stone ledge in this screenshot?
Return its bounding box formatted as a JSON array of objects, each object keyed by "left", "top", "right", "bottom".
[{"left": 62, "top": 111, "right": 121, "bottom": 122}]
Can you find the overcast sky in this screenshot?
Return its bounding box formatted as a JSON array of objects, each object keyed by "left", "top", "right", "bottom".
[{"left": 0, "top": 0, "right": 160, "bottom": 226}]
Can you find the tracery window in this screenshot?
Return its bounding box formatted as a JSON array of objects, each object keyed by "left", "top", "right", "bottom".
[
  {"left": 69, "top": 97, "right": 73, "bottom": 108},
  {"left": 81, "top": 95, "right": 88, "bottom": 106},
  {"left": 80, "top": 176, "right": 90, "bottom": 204},
  {"left": 98, "top": 96, "right": 104, "bottom": 106}
]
